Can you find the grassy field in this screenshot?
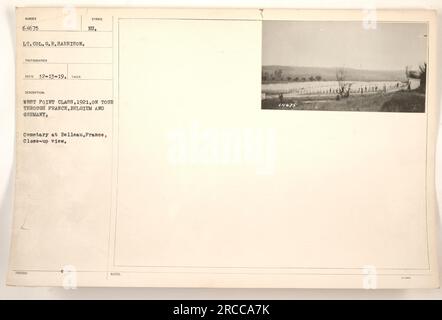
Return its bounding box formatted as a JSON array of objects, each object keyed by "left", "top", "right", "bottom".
[{"left": 261, "top": 90, "right": 425, "bottom": 112}]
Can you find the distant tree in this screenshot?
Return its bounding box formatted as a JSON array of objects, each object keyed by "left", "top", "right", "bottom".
[
  {"left": 336, "top": 68, "right": 350, "bottom": 98},
  {"left": 315, "top": 75, "right": 322, "bottom": 81},
  {"left": 336, "top": 68, "right": 345, "bottom": 84},
  {"left": 287, "top": 76, "right": 292, "bottom": 81},
  {"left": 301, "top": 77, "right": 306, "bottom": 81},
  {"left": 274, "top": 69, "right": 283, "bottom": 80},
  {"left": 309, "top": 76, "right": 315, "bottom": 81},
  {"left": 294, "top": 77, "right": 299, "bottom": 82},
  {"left": 262, "top": 71, "right": 269, "bottom": 81}
]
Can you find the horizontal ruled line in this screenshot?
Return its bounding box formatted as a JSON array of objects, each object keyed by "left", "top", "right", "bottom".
[
  {"left": 23, "top": 78, "right": 113, "bottom": 81},
  {"left": 23, "top": 62, "right": 112, "bottom": 65},
  {"left": 36, "top": 30, "right": 112, "bottom": 33},
  {"left": 23, "top": 46, "right": 113, "bottom": 49}
]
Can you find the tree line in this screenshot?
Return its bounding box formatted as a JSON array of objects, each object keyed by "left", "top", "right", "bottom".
[{"left": 262, "top": 69, "right": 322, "bottom": 82}]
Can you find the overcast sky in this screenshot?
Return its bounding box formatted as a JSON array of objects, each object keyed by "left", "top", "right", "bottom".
[{"left": 262, "top": 21, "right": 428, "bottom": 71}]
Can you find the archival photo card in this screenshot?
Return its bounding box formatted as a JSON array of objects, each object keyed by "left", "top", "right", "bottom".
[
  {"left": 261, "top": 21, "right": 428, "bottom": 112},
  {"left": 9, "top": 8, "right": 438, "bottom": 289}
]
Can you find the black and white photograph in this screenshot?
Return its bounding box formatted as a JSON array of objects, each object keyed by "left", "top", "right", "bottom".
[
  {"left": 261, "top": 21, "right": 428, "bottom": 112},
  {"left": 2, "top": 3, "right": 441, "bottom": 301}
]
